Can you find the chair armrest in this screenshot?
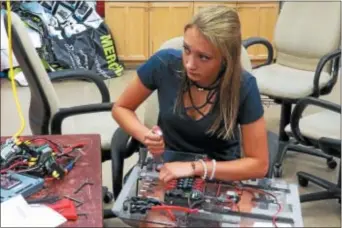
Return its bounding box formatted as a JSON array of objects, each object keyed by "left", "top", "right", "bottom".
[
  {"left": 111, "top": 127, "right": 140, "bottom": 199},
  {"left": 48, "top": 69, "right": 110, "bottom": 103},
  {"left": 290, "top": 97, "right": 341, "bottom": 145},
  {"left": 50, "top": 102, "right": 114, "bottom": 134},
  {"left": 313, "top": 48, "right": 341, "bottom": 97},
  {"left": 242, "top": 37, "right": 274, "bottom": 69}
]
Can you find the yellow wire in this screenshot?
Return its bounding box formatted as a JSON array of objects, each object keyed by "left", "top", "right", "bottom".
[{"left": 6, "top": 1, "right": 26, "bottom": 140}]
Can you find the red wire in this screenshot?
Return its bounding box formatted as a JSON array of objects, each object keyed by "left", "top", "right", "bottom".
[
  {"left": 1, "top": 139, "right": 84, "bottom": 179},
  {"left": 0, "top": 160, "right": 27, "bottom": 174},
  {"left": 149, "top": 204, "right": 199, "bottom": 222},
  {"left": 151, "top": 205, "right": 198, "bottom": 214},
  {"left": 240, "top": 186, "right": 282, "bottom": 227},
  {"left": 27, "top": 138, "right": 61, "bottom": 153},
  {"left": 27, "top": 138, "right": 86, "bottom": 155},
  {"left": 165, "top": 209, "right": 176, "bottom": 221},
  {"left": 272, "top": 203, "right": 282, "bottom": 228},
  {"left": 44, "top": 177, "right": 55, "bottom": 181}
]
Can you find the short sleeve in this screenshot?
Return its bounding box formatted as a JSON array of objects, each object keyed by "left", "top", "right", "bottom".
[
  {"left": 137, "top": 49, "right": 169, "bottom": 91},
  {"left": 237, "top": 76, "right": 264, "bottom": 125}
]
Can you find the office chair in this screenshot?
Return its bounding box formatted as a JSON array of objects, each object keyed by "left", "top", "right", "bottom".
[
  {"left": 4, "top": 12, "right": 117, "bottom": 204},
  {"left": 242, "top": 1, "right": 341, "bottom": 177},
  {"left": 288, "top": 97, "right": 340, "bottom": 203},
  {"left": 110, "top": 36, "right": 280, "bottom": 206}
]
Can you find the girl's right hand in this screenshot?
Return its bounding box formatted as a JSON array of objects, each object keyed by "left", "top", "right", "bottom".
[{"left": 143, "top": 126, "right": 165, "bottom": 156}]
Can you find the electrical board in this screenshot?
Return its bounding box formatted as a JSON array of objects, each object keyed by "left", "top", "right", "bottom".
[
  {"left": 1, "top": 171, "right": 44, "bottom": 203},
  {"left": 112, "top": 150, "right": 304, "bottom": 227}
]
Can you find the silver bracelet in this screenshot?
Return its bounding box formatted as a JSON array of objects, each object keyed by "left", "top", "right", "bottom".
[
  {"left": 198, "top": 159, "right": 207, "bottom": 180},
  {"left": 209, "top": 159, "right": 216, "bottom": 180}
]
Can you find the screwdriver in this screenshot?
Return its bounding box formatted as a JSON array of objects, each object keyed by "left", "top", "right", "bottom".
[
  {"left": 64, "top": 154, "right": 82, "bottom": 173},
  {"left": 151, "top": 127, "right": 164, "bottom": 164}
]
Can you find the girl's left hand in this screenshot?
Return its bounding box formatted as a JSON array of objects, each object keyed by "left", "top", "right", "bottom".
[{"left": 158, "top": 162, "right": 195, "bottom": 183}]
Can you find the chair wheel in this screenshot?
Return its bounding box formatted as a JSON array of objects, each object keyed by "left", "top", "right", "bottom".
[
  {"left": 273, "top": 164, "right": 283, "bottom": 178},
  {"left": 298, "top": 176, "right": 309, "bottom": 187},
  {"left": 104, "top": 191, "right": 114, "bottom": 203},
  {"left": 327, "top": 158, "right": 337, "bottom": 169}
]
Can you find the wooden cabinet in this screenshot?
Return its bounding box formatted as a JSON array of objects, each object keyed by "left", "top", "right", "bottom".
[
  {"left": 105, "top": 1, "right": 280, "bottom": 65},
  {"left": 149, "top": 2, "right": 193, "bottom": 54},
  {"left": 258, "top": 2, "right": 280, "bottom": 59},
  {"left": 104, "top": 2, "right": 149, "bottom": 61},
  {"left": 237, "top": 2, "right": 279, "bottom": 60},
  {"left": 237, "top": 3, "right": 260, "bottom": 59}
]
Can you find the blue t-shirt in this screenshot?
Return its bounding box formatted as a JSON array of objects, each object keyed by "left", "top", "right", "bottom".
[{"left": 137, "top": 49, "right": 264, "bottom": 161}]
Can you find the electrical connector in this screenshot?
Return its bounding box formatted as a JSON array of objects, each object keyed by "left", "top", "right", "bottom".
[{"left": 1, "top": 138, "right": 19, "bottom": 162}]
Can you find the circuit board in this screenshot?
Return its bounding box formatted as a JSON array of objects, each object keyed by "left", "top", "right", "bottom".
[
  {"left": 0, "top": 171, "right": 45, "bottom": 203},
  {"left": 112, "top": 150, "right": 304, "bottom": 227}
]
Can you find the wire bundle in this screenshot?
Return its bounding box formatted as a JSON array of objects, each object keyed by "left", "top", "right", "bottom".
[
  {"left": 0, "top": 137, "right": 83, "bottom": 180},
  {"left": 231, "top": 182, "right": 283, "bottom": 228}
]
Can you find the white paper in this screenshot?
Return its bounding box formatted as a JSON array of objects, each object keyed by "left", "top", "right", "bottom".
[
  {"left": 13, "top": 71, "right": 28, "bottom": 87},
  {"left": 1, "top": 195, "right": 67, "bottom": 227},
  {"left": 253, "top": 221, "right": 292, "bottom": 227}
]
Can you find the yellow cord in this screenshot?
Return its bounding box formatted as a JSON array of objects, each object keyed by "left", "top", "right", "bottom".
[{"left": 6, "top": 1, "right": 26, "bottom": 139}]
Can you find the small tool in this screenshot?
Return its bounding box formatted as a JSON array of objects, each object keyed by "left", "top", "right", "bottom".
[
  {"left": 63, "top": 195, "right": 83, "bottom": 205},
  {"left": 27, "top": 195, "right": 61, "bottom": 204},
  {"left": 151, "top": 127, "right": 164, "bottom": 164},
  {"left": 74, "top": 179, "right": 94, "bottom": 194},
  {"left": 64, "top": 154, "right": 82, "bottom": 174},
  {"left": 77, "top": 213, "right": 88, "bottom": 219}
]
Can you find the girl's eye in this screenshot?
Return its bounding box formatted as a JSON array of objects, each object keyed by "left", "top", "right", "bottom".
[
  {"left": 200, "top": 55, "right": 209, "bottom": 61},
  {"left": 183, "top": 46, "right": 190, "bottom": 54}
]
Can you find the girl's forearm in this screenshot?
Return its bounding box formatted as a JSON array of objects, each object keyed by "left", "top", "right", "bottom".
[
  {"left": 112, "top": 105, "right": 150, "bottom": 144},
  {"left": 193, "top": 158, "right": 268, "bottom": 181}
]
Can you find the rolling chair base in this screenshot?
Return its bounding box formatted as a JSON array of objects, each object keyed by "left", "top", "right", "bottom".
[
  {"left": 273, "top": 142, "right": 337, "bottom": 178},
  {"left": 103, "top": 209, "right": 116, "bottom": 219},
  {"left": 102, "top": 186, "right": 114, "bottom": 203},
  {"left": 297, "top": 170, "right": 341, "bottom": 204}
]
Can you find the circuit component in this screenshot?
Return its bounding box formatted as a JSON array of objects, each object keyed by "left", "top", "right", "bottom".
[
  {"left": 0, "top": 139, "right": 20, "bottom": 162},
  {"left": 0, "top": 171, "right": 44, "bottom": 202},
  {"left": 226, "top": 191, "right": 240, "bottom": 204},
  {"left": 0, "top": 174, "right": 21, "bottom": 190}
]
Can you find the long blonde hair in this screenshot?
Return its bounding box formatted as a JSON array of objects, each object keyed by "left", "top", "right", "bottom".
[{"left": 175, "top": 5, "right": 242, "bottom": 140}]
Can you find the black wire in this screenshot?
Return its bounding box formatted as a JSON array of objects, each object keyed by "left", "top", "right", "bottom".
[
  {"left": 15, "top": 155, "right": 52, "bottom": 174},
  {"left": 235, "top": 204, "right": 240, "bottom": 212},
  {"left": 16, "top": 165, "right": 42, "bottom": 174},
  {"left": 1, "top": 155, "right": 29, "bottom": 169},
  {"left": 190, "top": 199, "right": 205, "bottom": 209},
  {"left": 1, "top": 138, "right": 77, "bottom": 176}
]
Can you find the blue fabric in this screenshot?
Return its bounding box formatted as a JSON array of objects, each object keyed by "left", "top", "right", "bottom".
[
  {"left": 137, "top": 49, "right": 264, "bottom": 161},
  {"left": 0, "top": 71, "right": 7, "bottom": 78}
]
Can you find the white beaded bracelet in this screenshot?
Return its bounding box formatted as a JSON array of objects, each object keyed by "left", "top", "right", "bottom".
[
  {"left": 198, "top": 159, "right": 207, "bottom": 180},
  {"left": 209, "top": 159, "right": 216, "bottom": 180}
]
